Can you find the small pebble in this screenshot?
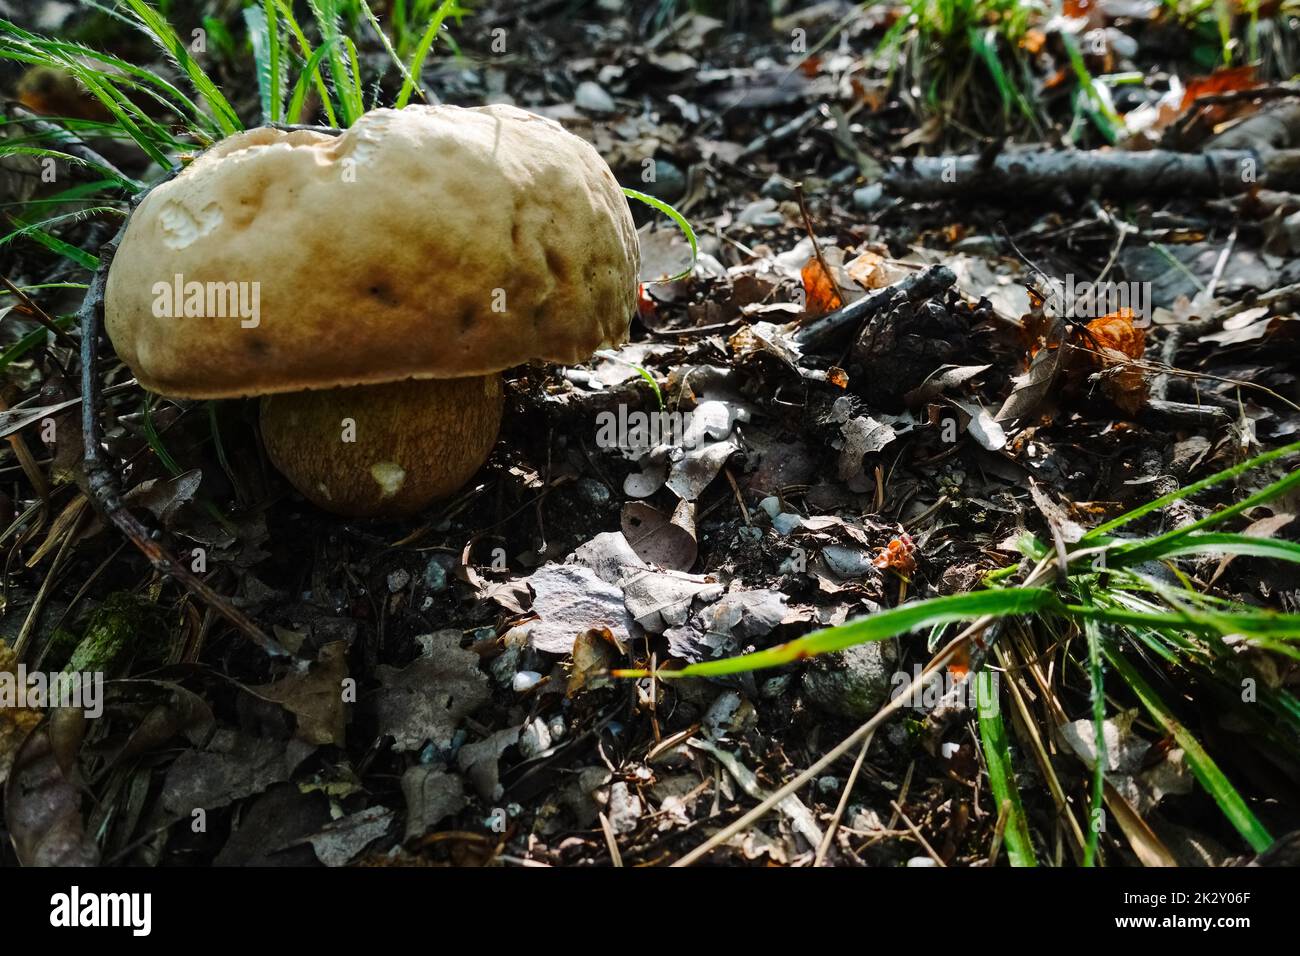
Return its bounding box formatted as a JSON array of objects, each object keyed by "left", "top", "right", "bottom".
[
  {"left": 512, "top": 670, "right": 544, "bottom": 693},
  {"left": 639, "top": 159, "right": 687, "bottom": 203},
  {"left": 576, "top": 477, "right": 611, "bottom": 507},
  {"left": 547, "top": 714, "right": 567, "bottom": 741},
  {"left": 822, "top": 544, "right": 875, "bottom": 577},
  {"left": 736, "top": 198, "right": 783, "bottom": 227},
  {"left": 575, "top": 81, "right": 616, "bottom": 113},
  {"left": 491, "top": 647, "right": 521, "bottom": 686},
  {"left": 386, "top": 569, "right": 411, "bottom": 593},
  {"left": 772, "top": 512, "right": 804, "bottom": 535},
  {"left": 853, "top": 183, "right": 884, "bottom": 211},
  {"left": 761, "top": 173, "right": 797, "bottom": 200},
  {"left": 518, "top": 717, "right": 552, "bottom": 759},
  {"left": 423, "top": 557, "right": 448, "bottom": 593}
]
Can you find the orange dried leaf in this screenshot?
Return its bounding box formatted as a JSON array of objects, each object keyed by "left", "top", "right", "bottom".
[
  {"left": 636, "top": 283, "right": 658, "bottom": 322},
  {"left": 1180, "top": 65, "right": 1258, "bottom": 112},
  {"left": 1083, "top": 309, "right": 1145, "bottom": 360},
  {"left": 1043, "top": 67, "right": 1071, "bottom": 91},
  {"left": 1020, "top": 28, "right": 1047, "bottom": 55},
  {"left": 1017, "top": 295, "right": 1060, "bottom": 360},
  {"left": 801, "top": 257, "right": 843, "bottom": 316},
  {"left": 947, "top": 644, "right": 971, "bottom": 681}
]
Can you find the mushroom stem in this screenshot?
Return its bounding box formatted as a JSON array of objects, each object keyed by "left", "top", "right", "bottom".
[{"left": 259, "top": 375, "right": 503, "bottom": 518}]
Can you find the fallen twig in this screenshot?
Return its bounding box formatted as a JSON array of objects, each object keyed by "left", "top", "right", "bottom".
[
  {"left": 794, "top": 263, "right": 957, "bottom": 352},
  {"left": 883, "top": 148, "right": 1300, "bottom": 199}
]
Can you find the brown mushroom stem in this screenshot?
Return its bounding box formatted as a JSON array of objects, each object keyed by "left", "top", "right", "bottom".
[{"left": 259, "top": 375, "right": 503, "bottom": 518}]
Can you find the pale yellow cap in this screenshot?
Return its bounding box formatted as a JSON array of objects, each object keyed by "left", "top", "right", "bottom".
[{"left": 105, "top": 104, "right": 639, "bottom": 398}]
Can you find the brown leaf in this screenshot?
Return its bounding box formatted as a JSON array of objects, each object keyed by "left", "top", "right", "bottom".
[
  {"left": 621, "top": 500, "right": 698, "bottom": 571},
  {"left": 4, "top": 725, "right": 99, "bottom": 866},
  {"left": 0, "top": 641, "right": 42, "bottom": 786},
  {"left": 568, "top": 627, "right": 616, "bottom": 697},
  {"left": 801, "top": 257, "right": 843, "bottom": 315},
  {"left": 1082, "top": 310, "right": 1145, "bottom": 360},
  {"left": 1180, "top": 65, "right": 1259, "bottom": 112},
  {"left": 252, "top": 641, "right": 350, "bottom": 747}
]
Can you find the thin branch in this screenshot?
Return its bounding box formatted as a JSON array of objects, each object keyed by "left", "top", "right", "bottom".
[{"left": 77, "top": 180, "right": 286, "bottom": 658}]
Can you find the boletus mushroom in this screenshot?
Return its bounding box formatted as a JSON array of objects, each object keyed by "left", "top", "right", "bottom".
[{"left": 104, "top": 104, "right": 639, "bottom": 517}]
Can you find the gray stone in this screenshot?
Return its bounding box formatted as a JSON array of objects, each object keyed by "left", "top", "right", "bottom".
[
  {"left": 639, "top": 159, "right": 687, "bottom": 203},
  {"left": 801, "top": 639, "right": 898, "bottom": 719},
  {"left": 518, "top": 717, "right": 553, "bottom": 759},
  {"left": 853, "top": 183, "right": 884, "bottom": 211},
  {"left": 575, "top": 81, "right": 616, "bottom": 113}
]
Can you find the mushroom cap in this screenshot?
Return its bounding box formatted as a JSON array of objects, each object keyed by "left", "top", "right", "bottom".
[{"left": 104, "top": 104, "right": 640, "bottom": 399}]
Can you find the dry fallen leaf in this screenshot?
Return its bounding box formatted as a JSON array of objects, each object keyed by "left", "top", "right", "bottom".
[
  {"left": 568, "top": 627, "right": 617, "bottom": 697},
  {"left": 1083, "top": 309, "right": 1145, "bottom": 360},
  {"left": 1180, "top": 65, "right": 1259, "bottom": 113},
  {"left": 373, "top": 631, "right": 489, "bottom": 751},
  {"left": 0, "top": 640, "right": 42, "bottom": 787},
  {"left": 251, "top": 641, "right": 350, "bottom": 747},
  {"left": 621, "top": 500, "right": 698, "bottom": 571},
  {"left": 801, "top": 256, "right": 843, "bottom": 315},
  {"left": 1078, "top": 310, "right": 1148, "bottom": 416}
]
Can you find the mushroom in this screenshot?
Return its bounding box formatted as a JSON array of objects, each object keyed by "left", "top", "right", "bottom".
[{"left": 104, "top": 105, "right": 639, "bottom": 517}]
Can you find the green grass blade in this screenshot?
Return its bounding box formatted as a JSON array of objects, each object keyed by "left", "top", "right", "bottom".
[
  {"left": 286, "top": 40, "right": 337, "bottom": 125},
  {"left": 118, "top": 0, "right": 242, "bottom": 135},
  {"left": 1086, "top": 438, "right": 1300, "bottom": 540},
  {"left": 620, "top": 587, "right": 1055, "bottom": 679},
  {"left": 201, "top": 14, "right": 237, "bottom": 60},
  {"left": 244, "top": 2, "right": 280, "bottom": 124},
  {"left": 976, "top": 670, "right": 1037, "bottom": 866},
  {"left": 970, "top": 26, "right": 1035, "bottom": 123},
  {"left": 39, "top": 58, "right": 175, "bottom": 169},
  {"left": 343, "top": 36, "right": 366, "bottom": 116},
  {"left": 1069, "top": 601, "right": 1300, "bottom": 640},
  {"left": 1112, "top": 469, "right": 1300, "bottom": 567},
  {"left": 306, "top": 0, "right": 357, "bottom": 125},
  {"left": 1059, "top": 31, "right": 1119, "bottom": 144},
  {"left": 141, "top": 395, "right": 182, "bottom": 476},
  {"left": 1078, "top": 584, "right": 1108, "bottom": 867},
  {"left": 1103, "top": 645, "right": 1273, "bottom": 852},
  {"left": 0, "top": 313, "right": 75, "bottom": 371},
  {"left": 394, "top": 0, "right": 459, "bottom": 108},
  {"left": 271, "top": 0, "right": 339, "bottom": 127},
  {"left": 4, "top": 213, "right": 106, "bottom": 270},
  {"left": 0, "top": 144, "right": 142, "bottom": 191},
  {"left": 1112, "top": 533, "right": 1300, "bottom": 568},
  {"left": 622, "top": 188, "right": 698, "bottom": 282},
  {"left": 359, "top": 0, "right": 422, "bottom": 99}
]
